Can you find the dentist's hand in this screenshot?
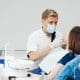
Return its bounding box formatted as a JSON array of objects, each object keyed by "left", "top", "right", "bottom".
[{"left": 49, "top": 39, "right": 63, "bottom": 49}]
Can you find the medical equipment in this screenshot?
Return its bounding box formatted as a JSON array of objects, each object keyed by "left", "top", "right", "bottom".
[{"left": 4, "top": 44, "right": 45, "bottom": 80}]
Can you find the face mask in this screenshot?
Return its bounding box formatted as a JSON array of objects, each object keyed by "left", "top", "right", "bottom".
[{"left": 47, "top": 24, "right": 56, "bottom": 33}]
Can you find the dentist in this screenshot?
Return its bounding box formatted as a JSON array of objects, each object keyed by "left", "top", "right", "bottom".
[{"left": 26, "top": 9, "right": 63, "bottom": 74}]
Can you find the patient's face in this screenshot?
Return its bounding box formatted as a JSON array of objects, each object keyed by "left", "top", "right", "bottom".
[{"left": 64, "top": 32, "right": 69, "bottom": 49}]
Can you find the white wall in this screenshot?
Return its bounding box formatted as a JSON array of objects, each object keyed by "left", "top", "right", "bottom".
[{"left": 0, "top": 0, "right": 80, "bottom": 49}]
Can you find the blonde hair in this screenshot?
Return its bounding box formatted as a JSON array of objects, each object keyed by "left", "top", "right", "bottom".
[{"left": 42, "top": 9, "right": 58, "bottom": 20}]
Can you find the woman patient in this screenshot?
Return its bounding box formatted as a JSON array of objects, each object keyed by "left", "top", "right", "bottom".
[{"left": 45, "top": 26, "right": 80, "bottom": 80}]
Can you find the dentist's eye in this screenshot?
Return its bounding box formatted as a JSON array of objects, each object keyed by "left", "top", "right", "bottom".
[{"left": 49, "top": 21, "right": 53, "bottom": 24}]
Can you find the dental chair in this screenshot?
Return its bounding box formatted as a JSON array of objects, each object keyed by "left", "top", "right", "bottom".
[
  {"left": 4, "top": 49, "right": 43, "bottom": 80},
  {"left": 0, "top": 58, "right": 4, "bottom": 80}
]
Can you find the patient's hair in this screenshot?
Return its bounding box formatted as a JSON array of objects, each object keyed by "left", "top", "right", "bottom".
[{"left": 68, "top": 26, "right": 80, "bottom": 54}]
